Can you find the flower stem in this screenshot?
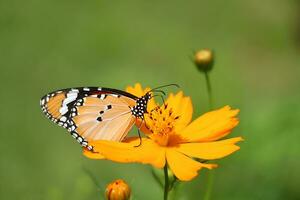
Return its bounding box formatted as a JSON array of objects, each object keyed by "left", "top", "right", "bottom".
[
  {"left": 203, "top": 171, "right": 214, "bottom": 200},
  {"left": 204, "top": 71, "right": 213, "bottom": 109},
  {"left": 82, "top": 167, "right": 105, "bottom": 192},
  {"left": 203, "top": 71, "right": 214, "bottom": 200},
  {"left": 164, "top": 165, "right": 169, "bottom": 200}
]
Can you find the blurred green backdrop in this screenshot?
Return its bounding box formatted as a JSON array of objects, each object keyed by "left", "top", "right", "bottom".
[{"left": 1, "top": 0, "right": 300, "bottom": 199}]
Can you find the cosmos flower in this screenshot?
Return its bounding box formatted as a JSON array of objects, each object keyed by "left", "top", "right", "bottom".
[{"left": 84, "top": 83, "right": 243, "bottom": 181}]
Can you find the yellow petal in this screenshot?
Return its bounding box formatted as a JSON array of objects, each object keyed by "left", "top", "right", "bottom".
[
  {"left": 166, "top": 149, "right": 217, "bottom": 181},
  {"left": 83, "top": 138, "right": 166, "bottom": 168},
  {"left": 180, "top": 106, "right": 239, "bottom": 142},
  {"left": 83, "top": 149, "right": 105, "bottom": 159},
  {"left": 177, "top": 137, "right": 243, "bottom": 160},
  {"left": 126, "top": 83, "right": 146, "bottom": 98},
  {"left": 166, "top": 92, "right": 193, "bottom": 132}
]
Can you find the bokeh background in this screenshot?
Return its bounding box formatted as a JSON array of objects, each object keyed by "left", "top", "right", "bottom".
[{"left": 1, "top": 0, "right": 300, "bottom": 199}]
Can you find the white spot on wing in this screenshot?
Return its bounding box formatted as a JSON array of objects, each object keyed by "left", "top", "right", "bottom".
[
  {"left": 59, "top": 106, "right": 68, "bottom": 115},
  {"left": 100, "top": 94, "right": 106, "bottom": 100},
  {"left": 67, "top": 92, "right": 78, "bottom": 98},
  {"left": 60, "top": 92, "right": 78, "bottom": 114},
  {"left": 60, "top": 116, "right": 67, "bottom": 122}
]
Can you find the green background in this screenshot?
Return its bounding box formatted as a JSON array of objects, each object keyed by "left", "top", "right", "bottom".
[{"left": 1, "top": 0, "right": 299, "bottom": 199}]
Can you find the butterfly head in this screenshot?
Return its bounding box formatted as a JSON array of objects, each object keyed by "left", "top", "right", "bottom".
[{"left": 131, "top": 84, "right": 180, "bottom": 119}]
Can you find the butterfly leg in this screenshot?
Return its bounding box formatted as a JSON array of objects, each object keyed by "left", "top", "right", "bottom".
[
  {"left": 134, "top": 118, "right": 144, "bottom": 147},
  {"left": 134, "top": 128, "right": 142, "bottom": 147}
]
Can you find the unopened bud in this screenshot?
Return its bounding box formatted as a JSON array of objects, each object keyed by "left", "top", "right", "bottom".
[
  {"left": 194, "top": 49, "right": 214, "bottom": 72},
  {"left": 105, "top": 179, "right": 131, "bottom": 200}
]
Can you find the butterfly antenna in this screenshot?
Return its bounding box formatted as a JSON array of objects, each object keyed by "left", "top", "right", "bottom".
[
  {"left": 149, "top": 83, "right": 180, "bottom": 92},
  {"left": 151, "top": 94, "right": 165, "bottom": 105},
  {"left": 151, "top": 89, "right": 166, "bottom": 96}
]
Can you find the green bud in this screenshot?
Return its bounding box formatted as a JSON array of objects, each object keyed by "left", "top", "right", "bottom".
[{"left": 194, "top": 49, "right": 214, "bottom": 72}]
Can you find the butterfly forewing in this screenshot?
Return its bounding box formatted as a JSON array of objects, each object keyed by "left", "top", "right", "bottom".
[
  {"left": 40, "top": 87, "right": 138, "bottom": 150},
  {"left": 40, "top": 88, "right": 89, "bottom": 127}
]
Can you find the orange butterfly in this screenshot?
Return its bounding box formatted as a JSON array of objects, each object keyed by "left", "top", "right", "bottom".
[{"left": 40, "top": 85, "right": 177, "bottom": 151}]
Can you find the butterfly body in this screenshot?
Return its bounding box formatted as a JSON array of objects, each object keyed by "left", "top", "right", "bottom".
[
  {"left": 40, "top": 87, "right": 151, "bottom": 151},
  {"left": 130, "top": 93, "right": 151, "bottom": 119}
]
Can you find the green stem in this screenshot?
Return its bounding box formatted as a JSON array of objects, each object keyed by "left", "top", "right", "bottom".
[
  {"left": 203, "top": 71, "right": 214, "bottom": 200},
  {"left": 82, "top": 167, "right": 104, "bottom": 191},
  {"left": 169, "top": 175, "right": 178, "bottom": 191},
  {"left": 204, "top": 71, "right": 213, "bottom": 109},
  {"left": 164, "top": 165, "right": 169, "bottom": 200},
  {"left": 151, "top": 169, "right": 164, "bottom": 188},
  {"left": 203, "top": 171, "right": 214, "bottom": 200}
]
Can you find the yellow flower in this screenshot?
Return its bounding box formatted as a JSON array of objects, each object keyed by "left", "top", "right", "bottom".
[
  {"left": 84, "top": 83, "right": 243, "bottom": 181},
  {"left": 105, "top": 179, "right": 131, "bottom": 200}
]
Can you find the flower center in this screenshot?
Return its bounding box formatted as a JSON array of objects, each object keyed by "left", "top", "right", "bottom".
[{"left": 146, "top": 104, "right": 179, "bottom": 146}]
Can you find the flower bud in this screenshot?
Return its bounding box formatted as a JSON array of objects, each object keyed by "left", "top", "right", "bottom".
[
  {"left": 105, "top": 179, "right": 131, "bottom": 200},
  {"left": 194, "top": 49, "right": 214, "bottom": 72}
]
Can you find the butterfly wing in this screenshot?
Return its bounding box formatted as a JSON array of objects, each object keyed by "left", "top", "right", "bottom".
[
  {"left": 40, "top": 87, "right": 138, "bottom": 150},
  {"left": 40, "top": 88, "right": 82, "bottom": 128}
]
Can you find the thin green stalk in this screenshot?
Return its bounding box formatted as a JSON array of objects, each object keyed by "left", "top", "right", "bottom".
[
  {"left": 203, "top": 171, "right": 214, "bottom": 200},
  {"left": 151, "top": 169, "right": 164, "bottom": 188},
  {"left": 204, "top": 71, "right": 213, "bottom": 109},
  {"left": 169, "top": 175, "right": 178, "bottom": 191},
  {"left": 82, "top": 167, "right": 104, "bottom": 191},
  {"left": 203, "top": 71, "right": 214, "bottom": 200},
  {"left": 164, "top": 165, "right": 169, "bottom": 200}
]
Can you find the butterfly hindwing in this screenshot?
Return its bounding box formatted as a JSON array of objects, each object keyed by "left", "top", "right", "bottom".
[{"left": 69, "top": 95, "right": 136, "bottom": 142}]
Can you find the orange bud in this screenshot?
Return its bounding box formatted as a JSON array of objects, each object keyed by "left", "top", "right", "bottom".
[
  {"left": 194, "top": 49, "right": 214, "bottom": 72},
  {"left": 105, "top": 179, "right": 131, "bottom": 200}
]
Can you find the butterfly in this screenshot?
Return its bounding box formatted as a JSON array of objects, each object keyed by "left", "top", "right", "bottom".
[{"left": 40, "top": 85, "right": 177, "bottom": 151}]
